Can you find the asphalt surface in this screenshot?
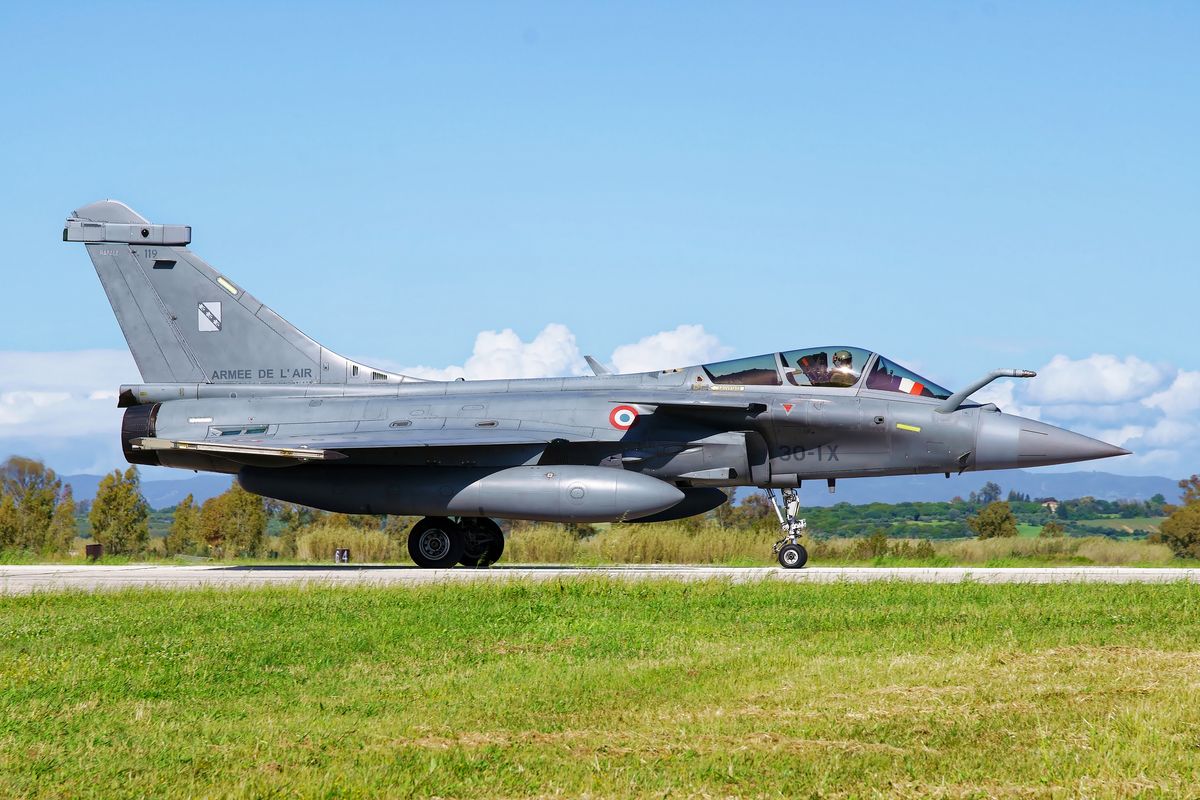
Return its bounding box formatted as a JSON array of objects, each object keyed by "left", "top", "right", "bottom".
[{"left": 1, "top": 564, "right": 1199, "bottom": 594}]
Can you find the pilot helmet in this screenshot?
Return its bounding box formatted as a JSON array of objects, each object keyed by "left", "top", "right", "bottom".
[{"left": 833, "top": 350, "right": 853, "bottom": 369}]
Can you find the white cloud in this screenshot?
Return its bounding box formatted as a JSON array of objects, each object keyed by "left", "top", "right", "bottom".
[
  {"left": 389, "top": 322, "right": 732, "bottom": 380},
  {"left": 1031, "top": 401, "right": 1156, "bottom": 425},
  {"left": 1128, "top": 418, "right": 1200, "bottom": 450},
  {"left": 610, "top": 324, "right": 732, "bottom": 374},
  {"left": 1096, "top": 424, "right": 1148, "bottom": 448},
  {"left": 396, "top": 323, "right": 588, "bottom": 381},
  {"left": 969, "top": 381, "right": 1042, "bottom": 420},
  {"left": 992, "top": 354, "right": 1200, "bottom": 477},
  {"left": 0, "top": 350, "right": 140, "bottom": 473},
  {"left": 1144, "top": 370, "right": 1200, "bottom": 417},
  {"left": 0, "top": 350, "right": 138, "bottom": 438},
  {"left": 0, "top": 350, "right": 140, "bottom": 392},
  {"left": 1025, "top": 354, "right": 1172, "bottom": 405}
]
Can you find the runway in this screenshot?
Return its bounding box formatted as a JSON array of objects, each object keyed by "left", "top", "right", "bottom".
[{"left": 1, "top": 564, "right": 1199, "bottom": 594}]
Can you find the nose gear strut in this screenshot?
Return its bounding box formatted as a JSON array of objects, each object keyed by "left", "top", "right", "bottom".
[{"left": 765, "top": 487, "right": 809, "bottom": 569}]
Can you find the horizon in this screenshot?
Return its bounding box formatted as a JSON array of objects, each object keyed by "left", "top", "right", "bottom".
[{"left": 1, "top": 4, "right": 1196, "bottom": 478}]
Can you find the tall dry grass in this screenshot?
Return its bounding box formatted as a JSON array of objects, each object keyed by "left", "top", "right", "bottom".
[
  {"left": 934, "top": 535, "right": 1174, "bottom": 565},
  {"left": 506, "top": 525, "right": 1178, "bottom": 566},
  {"left": 296, "top": 526, "right": 399, "bottom": 562},
  {"left": 279, "top": 520, "right": 1178, "bottom": 567},
  {"left": 504, "top": 523, "right": 775, "bottom": 564}
]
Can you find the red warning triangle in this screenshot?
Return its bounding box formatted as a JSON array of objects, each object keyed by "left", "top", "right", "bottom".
[{"left": 782, "top": 403, "right": 794, "bottom": 414}]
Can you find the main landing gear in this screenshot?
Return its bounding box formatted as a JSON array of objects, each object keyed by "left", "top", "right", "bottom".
[
  {"left": 407, "top": 517, "right": 505, "bottom": 569},
  {"left": 765, "top": 488, "right": 808, "bottom": 569}
]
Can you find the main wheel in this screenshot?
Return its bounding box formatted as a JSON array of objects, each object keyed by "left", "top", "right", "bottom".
[
  {"left": 408, "top": 517, "right": 465, "bottom": 568},
  {"left": 777, "top": 543, "right": 808, "bottom": 569},
  {"left": 459, "top": 517, "right": 505, "bottom": 567}
]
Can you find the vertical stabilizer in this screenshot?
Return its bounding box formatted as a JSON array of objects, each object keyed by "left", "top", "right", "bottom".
[{"left": 65, "top": 200, "right": 415, "bottom": 386}]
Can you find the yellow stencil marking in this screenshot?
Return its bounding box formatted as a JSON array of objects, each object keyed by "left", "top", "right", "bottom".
[{"left": 896, "top": 423, "right": 922, "bottom": 433}]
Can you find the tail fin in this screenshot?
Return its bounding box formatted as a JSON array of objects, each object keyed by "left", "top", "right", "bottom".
[{"left": 65, "top": 200, "right": 415, "bottom": 386}]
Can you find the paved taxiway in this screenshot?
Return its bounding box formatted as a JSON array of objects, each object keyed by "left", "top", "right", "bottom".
[{"left": 2, "top": 564, "right": 1199, "bottom": 594}]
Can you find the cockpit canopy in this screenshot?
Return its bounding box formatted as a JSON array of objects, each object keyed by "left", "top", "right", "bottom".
[{"left": 700, "top": 347, "right": 951, "bottom": 399}]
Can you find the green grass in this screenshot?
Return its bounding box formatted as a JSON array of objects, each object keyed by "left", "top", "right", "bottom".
[{"left": 2, "top": 582, "right": 1200, "bottom": 798}]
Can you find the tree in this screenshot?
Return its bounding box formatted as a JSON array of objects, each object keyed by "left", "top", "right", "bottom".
[
  {"left": 47, "top": 485, "right": 77, "bottom": 554},
  {"left": 730, "top": 493, "right": 774, "bottom": 528},
  {"left": 89, "top": 467, "right": 149, "bottom": 555},
  {"left": 978, "top": 482, "right": 1003, "bottom": 505},
  {"left": 968, "top": 501, "right": 1019, "bottom": 539},
  {"left": 1, "top": 456, "right": 59, "bottom": 500},
  {"left": 1039, "top": 520, "right": 1065, "bottom": 538},
  {"left": 1174, "top": 475, "right": 1200, "bottom": 509},
  {"left": 0, "top": 456, "right": 76, "bottom": 554},
  {"left": 1, "top": 456, "right": 60, "bottom": 551},
  {"left": 164, "top": 494, "right": 200, "bottom": 556},
  {"left": 199, "top": 485, "right": 267, "bottom": 558},
  {"left": 0, "top": 494, "right": 18, "bottom": 550},
  {"left": 1154, "top": 493, "right": 1200, "bottom": 559}
]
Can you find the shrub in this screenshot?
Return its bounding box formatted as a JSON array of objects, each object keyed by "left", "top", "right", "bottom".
[
  {"left": 1153, "top": 503, "right": 1200, "bottom": 559},
  {"left": 968, "top": 501, "right": 1019, "bottom": 539},
  {"left": 1039, "top": 521, "right": 1066, "bottom": 538}
]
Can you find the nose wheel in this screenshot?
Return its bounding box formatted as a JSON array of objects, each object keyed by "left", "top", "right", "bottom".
[
  {"left": 777, "top": 542, "right": 808, "bottom": 569},
  {"left": 766, "top": 488, "right": 809, "bottom": 569}
]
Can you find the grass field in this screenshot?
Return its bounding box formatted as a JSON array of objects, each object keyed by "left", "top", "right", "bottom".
[
  {"left": 3, "top": 582, "right": 1200, "bottom": 798},
  {"left": 1076, "top": 517, "right": 1166, "bottom": 534},
  {"left": 1016, "top": 523, "right": 1043, "bottom": 537}
]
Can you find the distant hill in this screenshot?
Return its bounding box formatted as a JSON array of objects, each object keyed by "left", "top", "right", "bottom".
[
  {"left": 61, "top": 468, "right": 1182, "bottom": 512},
  {"left": 65, "top": 473, "right": 233, "bottom": 510}
]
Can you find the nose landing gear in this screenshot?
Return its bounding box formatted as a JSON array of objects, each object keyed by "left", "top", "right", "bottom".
[
  {"left": 407, "top": 516, "right": 506, "bottom": 569},
  {"left": 765, "top": 488, "right": 808, "bottom": 569}
]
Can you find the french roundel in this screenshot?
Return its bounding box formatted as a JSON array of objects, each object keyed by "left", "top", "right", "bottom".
[{"left": 609, "top": 405, "right": 638, "bottom": 430}]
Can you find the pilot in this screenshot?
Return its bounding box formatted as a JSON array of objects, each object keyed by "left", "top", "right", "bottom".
[{"left": 829, "top": 350, "right": 857, "bottom": 386}]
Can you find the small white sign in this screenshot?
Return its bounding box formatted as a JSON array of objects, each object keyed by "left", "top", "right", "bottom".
[{"left": 198, "top": 301, "right": 222, "bottom": 332}]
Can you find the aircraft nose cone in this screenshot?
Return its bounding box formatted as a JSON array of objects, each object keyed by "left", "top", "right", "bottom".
[
  {"left": 1017, "top": 421, "right": 1131, "bottom": 466},
  {"left": 974, "top": 413, "right": 1131, "bottom": 470}
]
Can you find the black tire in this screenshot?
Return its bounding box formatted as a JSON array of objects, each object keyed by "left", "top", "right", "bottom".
[
  {"left": 777, "top": 543, "right": 808, "bottom": 569},
  {"left": 408, "top": 517, "right": 465, "bottom": 568},
  {"left": 459, "top": 518, "right": 505, "bottom": 567}
]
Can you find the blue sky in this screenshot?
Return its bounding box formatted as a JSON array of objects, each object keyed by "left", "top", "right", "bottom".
[{"left": 0, "top": 2, "right": 1197, "bottom": 477}]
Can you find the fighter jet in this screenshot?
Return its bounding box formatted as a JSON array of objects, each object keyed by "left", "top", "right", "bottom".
[{"left": 65, "top": 200, "right": 1130, "bottom": 568}]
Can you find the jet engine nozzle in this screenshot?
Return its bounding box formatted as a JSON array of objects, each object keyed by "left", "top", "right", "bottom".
[{"left": 121, "top": 403, "right": 161, "bottom": 467}]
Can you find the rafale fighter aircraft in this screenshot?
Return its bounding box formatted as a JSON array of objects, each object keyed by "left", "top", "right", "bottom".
[{"left": 65, "top": 200, "right": 1130, "bottom": 568}]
